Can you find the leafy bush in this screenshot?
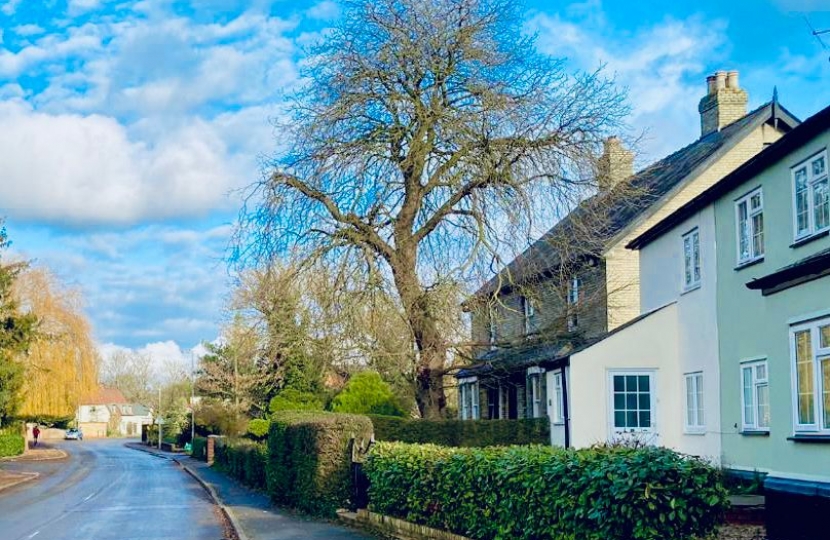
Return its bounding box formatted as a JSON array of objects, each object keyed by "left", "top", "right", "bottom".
[
  {"left": 267, "top": 411, "right": 373, "bottom": 516},
  {"left": 247, "top": 418, "right": 270, "bottom": 440},
  {"left": 268, "top": 389, "right": 323, "bottom": 413},
  {"left": 191, "top": 436, "right": 208, "bottom": 461},
  {"left": 214, "top": 438, "right": 268, "bottom": 490},
  {"left": 0, "top": 433, "right": 25, "bottom": 457},
  {"left": 365, "top": 442, "right": 729, "bottom": 540},
  {"left": 369, "top": 415, "right": 549, "bottom": 447},
  {"left": 331, "top": 371, "right": 405, "bottom": 416}
]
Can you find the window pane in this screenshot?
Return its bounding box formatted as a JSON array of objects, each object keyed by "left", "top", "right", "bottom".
[
  {"left": 614, "top": 411, "right": 625, "bottom": 428},
  {"left": 638, "top": 393, "right": 649, "bottom": 410},
  {"left": 795, "top": 168, "right": 810, "bottom": 234},
  {"left": 822, "top": 358, "right": 830, "bottom": 430},
  {"left": 639, "top": 411, "right": 651, "bottom": 428},
  {"left": 750, "top": 192, "right": 762, "bottom": 210},
  {"left": 813, "top": 155, "right": 826, "bottom": 177},
  {"left": 752, "top": 213, "right": 764, "bottom": 257},
  {"left": 738, "top": 202, "right": 750, "bottom": 260},
  {"left": 626, "top": 375, "right": 638, "bottom": 392},
  {"left": 613, "top": 376, "right": 624, "bottom": 392},
  {"left": 693, "top": 232, "right": 701, "bottom": 282},
  {"left": 757, "top": 383, "right": 770, "bottom": 429},
  {"left": 638, "top": 376, "right": 650, "bottom": 392},
  {"left": 822, "top": 325, "right": 830, "bottom": 349},
  {"left": 795, "top": 330, "right": 815, "bottom": 425},
  {"left": 755, "top": 363, "right": 767, "bottom": 381},
  {"left": 814, "top": 178, "right": 829, "bottom": 230},
  {"left": 626, "top": 394, "right": 637, "bottom": 409},
  {"left": 626, "top": 411, "right": 638, "bottom": 428},
  {"left": 684, "top": 236, "right": 692, "bottom": 285},
  {"left": 743, "top": 367, "right": 755, "bottom": 427}
]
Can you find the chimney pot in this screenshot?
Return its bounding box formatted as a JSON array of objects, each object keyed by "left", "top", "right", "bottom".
[
  {"left": 726, "top": 70, "right": 739, "bottom": 89},
  {"left": 715, "top": 71, "right": 727, "bottom": 90},
  {"left": 706, "top": 75, "right": 717, "bottom": 95}
]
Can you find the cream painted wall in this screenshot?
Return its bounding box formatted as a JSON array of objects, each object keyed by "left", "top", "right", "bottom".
[
  {"left": 570, "top": 303, "right": 682, "bottom": 450},
  {"left": 639, "top": 207, "right": 722, "bottom": 462},
  {"left": 546, "top": 368, "right": 569, "bottom": 447},
  {"left": 606, "top": 122, "right": 784, "bottom": 331}
]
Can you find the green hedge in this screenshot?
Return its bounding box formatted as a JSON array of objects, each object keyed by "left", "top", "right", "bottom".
[
  {"left": 369, "top": 415, "right": 549, "bottom": 447},
  {"left": 191, "top": 436, "right": 207, "bottom": 461},
  {"left": 267, "top": 411, "right": 373, "bottom": 516},
  {"left": 365, "top": 442, "right": 729, "bottom": 540},
  {"left": 0, "top": 433, "right": 25, "bottom": 457},
  {"left": 214, "top": 439, "right": 268, "bottom": 490}
]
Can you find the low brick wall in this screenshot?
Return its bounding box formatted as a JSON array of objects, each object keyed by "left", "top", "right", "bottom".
[{"left": 355, "top": 509, "right": 471, "bottom": 540}]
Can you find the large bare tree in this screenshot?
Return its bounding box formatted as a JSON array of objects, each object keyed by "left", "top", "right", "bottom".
[{"left": 234, "top": 0, "right": 628, "bottom": 417}]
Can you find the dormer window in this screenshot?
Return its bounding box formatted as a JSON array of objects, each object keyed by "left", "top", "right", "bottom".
[
  {"left": 567, "top": 276, "right": 580, "bottom": 331},
  {"left": 792, "top": 151, "right": 829, "bottom": 240}
]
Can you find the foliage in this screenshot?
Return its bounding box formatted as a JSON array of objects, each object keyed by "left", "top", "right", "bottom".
[
  {"left": 191, "top": 436, "right": 208, "bottom": 461},
  {"left": 331, "top": 372, "right": 405, "bottom": 417},
  {"left": 0, "top": 226, "right": 38, "bottom": 423},
  {"left": 194, "top": 399, "right": 248, "bottom": 436},
  {"left": 365, "top": 442, "right": 729, "bottom": 540},
  {"left": 246, "top": 418, "right": 270, "bottom": 440},
  {"left": 0, "top": 433, "right": 25, "bottom": 457},
  {"left": 268, "top": 388, "right": 324, "bottom": 413},
  {"left": 99, "top": 350, "right": 155, "bottom": 406},
  {"left": 214, "top": 438, "right": 268, "bottom": 490},
  {"left": 266, "top": 411, "right": 373, "bottom": 516},
  {"left": 369, "top": 415, "right": 549, "bottom": 447}
]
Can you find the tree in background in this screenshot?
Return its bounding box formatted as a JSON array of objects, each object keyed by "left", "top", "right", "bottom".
[
  {"left": 0, "top": 224, "right": 38, "bottom": 424},
  {"left": 99, "top": 350, "right": 155, "bottom": 406},
  {"left": 13, "top": 267, "right": 98, "bottom": 420},
  {"left": 234, "top": 0, "right": 628, "bottom": 417},
  {"left": 331, "top": 371, "right": 406, "bottom": 417}
]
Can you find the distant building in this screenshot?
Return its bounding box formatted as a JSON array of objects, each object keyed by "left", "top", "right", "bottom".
[{"left": 78, "top": 387, "right": 152, "bottom": 438}]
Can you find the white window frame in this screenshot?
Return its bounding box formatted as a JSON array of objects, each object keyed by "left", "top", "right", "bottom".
[
  {"left": 527, "top": 366, "right": 545, "bottom": 419},
  {"left": 567, "top": 276, "right": 580, "bottom": 331},
  {"left": 791, "top": 150, "right": 829, "bottom": 241},
  {"left": 521, "top": 295, "right": 535, "bottom": 335},
  {"left": 551, "top": 370, "right": 565, "bottom": 425},
  {"left": 488, "top": 310, "right": 497, "bottom": 349},
  {"left": 684, "top": 372, "right": 705, "bottom": 433},
  {"left": 459, "top": 377, "right": 480, "bottom": 420},
  {"left": 735, "top": 188, "right": 764, "bottom": 265},
  {"left": 790, "top": 317, "right": 830, "bottom": 434},
  {"left": 682, "top": 228, "right": 701, "bottom": 291},
  {"left": 608, "top": 370, "right": 656, "bottom": 434},
  {"left": 741, "top": 359, "right": 770, "bottom": 432}
]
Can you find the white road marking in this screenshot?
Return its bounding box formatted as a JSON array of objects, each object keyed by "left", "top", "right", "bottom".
[
  {"left": 83, "top": 493, "right": 94, "bottom": 501},
  {"left": 27, "top": 531, "right": 39, "bottom": 539}
]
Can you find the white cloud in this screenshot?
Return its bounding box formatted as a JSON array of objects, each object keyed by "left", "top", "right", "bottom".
[
  {"left": 528, "top": 10, "right": 729, "bottom": 161},
  {"left": 306, "top": 1, "right": 340, "bottom": 20},
  {"left": 1, "top": 0, "right": 21, "bottom": 16},
  {"left": 14, "top": 24, "right": 46, "bottom": 37}
]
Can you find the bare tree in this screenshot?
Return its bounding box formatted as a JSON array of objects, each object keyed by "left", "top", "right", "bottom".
[
  {"left": 234, "top": 0, "right": 628, "bottom": 417},
  {"left": 100, "top": 350, "right": 155, "bottom": 406}
]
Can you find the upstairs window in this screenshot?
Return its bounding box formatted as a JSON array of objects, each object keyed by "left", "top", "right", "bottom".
[
  {"left": 682, "top": 228, "right": 701, "bottom": 291},
  {"left": 521, "top": 295, "right": 536, "bottom": 335},
  {"left": 792, "top": 151, "right": 829, "bottom": 240},
  {"left": 736, "top": 188, "right": 764, "bottom": 264},
  {"left": 567, "top": 276, "right": 580, "bottom": 331},
  {"left": 488, "top": 310, "right": 497, "bottom": 348}
]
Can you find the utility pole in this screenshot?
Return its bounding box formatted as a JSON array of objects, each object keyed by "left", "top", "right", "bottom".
[{"left": 158, "top": 387, "right": 162, "bottom": 450}]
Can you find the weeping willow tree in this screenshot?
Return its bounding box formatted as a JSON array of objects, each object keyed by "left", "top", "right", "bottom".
[{"left": 14, "top": 267, "right": 98, "bottom": 419}]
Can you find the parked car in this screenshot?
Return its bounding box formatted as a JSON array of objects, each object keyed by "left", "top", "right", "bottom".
[{"left": 65, "top": 428, "right": 83, "bottom": 440}]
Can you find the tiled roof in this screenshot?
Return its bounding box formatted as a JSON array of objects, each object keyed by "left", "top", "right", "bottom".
[
  {"left": 472, "top": 101, "right": 799, "bottom": 298},
  {"left": 82, "top": 386, "right": 127, "bottom": 405}
]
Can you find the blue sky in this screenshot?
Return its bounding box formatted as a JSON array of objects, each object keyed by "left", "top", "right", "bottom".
[{"left": 0, "top": 0, "right": 828, "bottom": 372}]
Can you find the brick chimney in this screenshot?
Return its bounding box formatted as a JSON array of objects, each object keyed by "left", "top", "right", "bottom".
[
  {"left": 598, "top": 136, "right": 634, "bottom": 192},
  {"left": 698, "top": 70, "right": 748, "bottom": 137}
]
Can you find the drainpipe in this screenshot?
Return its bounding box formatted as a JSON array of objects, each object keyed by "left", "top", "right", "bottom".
[{"left": 562, "top": 363, "right": 571, "bottom": 449}]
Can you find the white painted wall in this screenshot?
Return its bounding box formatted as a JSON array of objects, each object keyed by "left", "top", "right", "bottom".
[
  {"left": 570, "top": 302, "right": 682, "bottom": 449},
  {"left": 639, "top": 207, "right": 721, "bottom": 462},
  {"left": 78, "top": 404, "right": 111, "bottom": 424},
  {"left": 545, "top": 368, "right": 569, "bottom": 447}
]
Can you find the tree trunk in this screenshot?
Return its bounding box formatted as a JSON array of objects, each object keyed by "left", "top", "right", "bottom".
[{"left": 390, "top": 247, "right": 447, "bottom": 419}]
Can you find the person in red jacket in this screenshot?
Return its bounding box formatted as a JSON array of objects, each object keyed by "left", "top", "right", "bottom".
[{"left": 32, "top": 425, "right": 40, "bottom": 447}]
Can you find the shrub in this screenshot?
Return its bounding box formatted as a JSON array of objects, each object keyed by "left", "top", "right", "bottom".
[
  {"left": 365, "top": 442, "right": 729, "bottom": 540},
  {"left": 268, "top": 389, "right": 323, "bottom": 413},
  {"left": 247, "top": 418, "right": 270, "bottom": 440},
  {"left": 214, "top": 438, "right": 268, "bottom": 490},
  {"left": 331, "top": 372, "right": 405, "bottom": 416},
  {"left": 0, "top": 433, "right": 25, "bottom": 457},
  {"left": 267, "top": 411, "right": 373, "bottom": 516},
  {"left": 369, "top": 415, "right": 549, "bottom": 447},
  {"left": 191, "top": 436, "right": 208, "bottom": 461}
]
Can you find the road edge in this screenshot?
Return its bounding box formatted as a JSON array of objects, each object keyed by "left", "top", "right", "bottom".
[
  {"left": 0, "top": 471, "right": 39, "bottom": 493},
  {"left": 125, "top": 443, "right": 249, "bottom": 540}
]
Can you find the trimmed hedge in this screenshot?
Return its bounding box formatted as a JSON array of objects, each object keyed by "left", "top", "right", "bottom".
[
  {"left": 267, "top": 411, "right": 373, "bottom": 516},
  {"left": 365, "top": 442, "right": 729, "bottom": 540},
  {"left": 191, "top": 436, "right": 207, "bottom": 461},
  {"left": 369, "top": 415, "right": 549, "bottom": 447},
  {"left": 0, "top": 433, "right": 25, "bottom": 457},
  {"left": 214, "top": 439, "right": 268, "bottom": 490}
]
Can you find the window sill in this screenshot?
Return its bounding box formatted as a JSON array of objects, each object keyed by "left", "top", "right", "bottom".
[
  {"left": 735, "top": 257, "right": 764, "bottom": 271},
  {"left": 787, "top": 434, "right": 830, "bottom": 443},
  {"left": 681, "top": 283, "right": 701, "bottom": 295},
  {"left": 552, "top": 421, "right": 565, "bottom": 426},
  {"left": 684, "top": 429, "right": 706, "bottom": 436},
  {"left": 790, "top": 229, "right": 829, "bottom": 249},
  {"left": 740, "top": 430, "right": 770, "bottom": 437}
]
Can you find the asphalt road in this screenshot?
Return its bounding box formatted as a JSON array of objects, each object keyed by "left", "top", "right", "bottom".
[{"left": 0, "top": 439, "right": 227, "bottom": 540}]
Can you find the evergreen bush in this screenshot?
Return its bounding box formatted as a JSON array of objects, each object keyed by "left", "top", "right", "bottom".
[
  {"left": 0, "top": 433, "right": 24, "bottom": 457},
  {"left": 369, "top": 415, "right": 549, "bottom": 447},
  {"left": 365, "top": 442, "right": 729, "bottom": 540}
]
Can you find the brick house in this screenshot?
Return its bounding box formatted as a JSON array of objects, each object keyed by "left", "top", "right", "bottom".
[{"left": 457, "top": 71, "right": 799, "bottom": 447}]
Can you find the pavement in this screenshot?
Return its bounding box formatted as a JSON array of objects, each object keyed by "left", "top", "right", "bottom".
[
  {"left": 126, "top": 442, "right": 376, "bottom": 540},
  {"left": 0, "top": 439, "right": 227, "bottom": 540}
]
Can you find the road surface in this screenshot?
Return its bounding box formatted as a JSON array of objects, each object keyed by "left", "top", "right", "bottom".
[{"left": 0, "top": 439, "right": 227, "bottom": 540}]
